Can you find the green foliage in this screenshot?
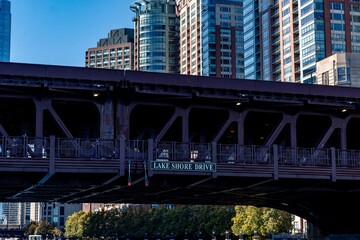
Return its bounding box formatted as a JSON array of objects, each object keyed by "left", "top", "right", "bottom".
[
  {"left": 65, "top": 205, "right": 235, "bottom": 239},
  {"left": 231, "top": 205, "right": 293, "bottom": 236},
  {"left": 65, "top": 210, "right": 86, "bottom": 238},
  {"left": 64, "top": 205, "right": 292, "bottom": 239},
  {"left": 24, "top": 221, "right": 37, "bottom": 237},
  {"left": 35, "top": 220, "right": 55, "bottom": 237},
  {"left": 24, "top": 220, "right": 62, "bottom": 238}
]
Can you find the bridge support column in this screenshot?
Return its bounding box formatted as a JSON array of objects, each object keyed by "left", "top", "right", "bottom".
[
  {"left": 34, "top": 99, "right": 44, "bottom": 137},
  {"left": 115, "top": 98, "right": 130, "bottom": 139},
  {"left": 99, "top": 96, "right": 115, "bottom": 139}
]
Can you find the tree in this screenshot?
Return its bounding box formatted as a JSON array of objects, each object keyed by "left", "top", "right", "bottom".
[
  {"left": 260, "top": 208, "right": 293, "bottom": 235},
  {"left": 65, "top": 210, "right": 87, "bottom": 238},
  {"left": 231, "top": 205, "right": 293, "bottom": 237},
  {"left": 50, "top": 228, "right": 63, "bottom": 238},
  {"left": 24, "top": 221, "right": 38, "bottom": 237},
  {"left": 35, "top": 220, "right": 55, "bottom": 238}
]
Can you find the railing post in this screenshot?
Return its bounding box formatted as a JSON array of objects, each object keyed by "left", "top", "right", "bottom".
[
  {"left": 331, "top": 147, "right": 336, "bottom": 182},
  {"left": 49, "top": 136, "right": 55, "bottom": 175},
  {"left": 119, "top": 138, "right": 125, "bottom": 176},
  {"left": 211, "top": 142, "right": 217, "bottom": 163},
  {"left": 211, "top": 142, "right": 217, "bottom": 178},
  {"left": 273, "top": 145, "right": 278, "bottom": 180},
  {"left": 148, "top": 139, "right": 154, "bottom": 177},
  {"left": 76, "top": 138, "right": 80, "bottom": 158}
]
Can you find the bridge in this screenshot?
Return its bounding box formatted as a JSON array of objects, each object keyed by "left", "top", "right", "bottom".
[{"left": 1, "top": 62, "right": 360, "bottom": 239}]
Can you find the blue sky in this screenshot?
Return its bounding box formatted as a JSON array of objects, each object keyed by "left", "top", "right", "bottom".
[{"left": 10, "top": 0, "right": 134, "bottom": 67}]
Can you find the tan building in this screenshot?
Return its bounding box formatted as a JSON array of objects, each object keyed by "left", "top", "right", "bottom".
[
  {"left": 316, "top": 52, "right": 360, "bottom": 87},
  {"left": 85, "top": 28, "right": 134, "bottom": 70},
  {"left": 176, "top": 0, "right": 202, "bottom": 76},
  {"left": 82, "top": 203, "right": 130, "bottom": 213}
]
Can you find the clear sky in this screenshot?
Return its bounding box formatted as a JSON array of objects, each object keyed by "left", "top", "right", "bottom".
[{"left": 10, "top": 0, "right": 135, "bottom": 67}]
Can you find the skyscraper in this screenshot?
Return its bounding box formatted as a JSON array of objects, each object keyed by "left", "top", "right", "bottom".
[
  {"left": 243, "top": 0, "right": 259, "bottom": 80},
  {"left": 131, "top": 0, "right": 180, "bottom": 73},
  {"left": 176, "top": 0, "right": 244, "bottom": 78},
  {"left": 257, "top": 0, "right": 360, "bottom": 84},
  {"left": 0, "top": 0, "right": 11, "bottom": 62},
  {"left": 1, "top": 202, "right": 21, "bottom": 227}
]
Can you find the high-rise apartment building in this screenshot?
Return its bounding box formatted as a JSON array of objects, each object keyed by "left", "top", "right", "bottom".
[
  {"left": 0, "top": 202, "right": 41, "bottom": 229},
  {"left": 255, "top": 0, "right": 302, "bottom": 82},
  {"left": 176, "top": 0, "right": 244, "bottom": 78},
  {"left": 127, "top": 0, "right": 360, "bottom": 83},
  {"left": 243, "top": 0, "right": 260, "bottom": 80},
  {"left": 85, "top": 28, "right": 134, "bottom": 70},
  {"left": 258, "top": 1, "right": 274, "bottom": 81},
  {"left": 1, "top": 202, "right": 21, "bottom": 227},
  {"left": 29, "top": 202, "right": 41, "bottom": 223},
  {"left": 131, "top": 0, "right": 180, "bottom": 73},
  {"left": 176, "top": 0, "right": 202, "bottom": 76},
  {"left": 0, "top": 0, "right": 11, "bottom": 62},
  {"left": 255, "top": 0, "right": 360, "bottom": 84}
]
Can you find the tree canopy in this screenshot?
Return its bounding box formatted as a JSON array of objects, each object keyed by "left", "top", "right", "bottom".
[
  {"left": 231, "top": 205, "right": 293, "bottom": 236},
  {"left": 59, "top": 205, "right": 294, "bottom": 239},
  {"left": 24, "top": 220, "right": 63, "bottom": 238}
]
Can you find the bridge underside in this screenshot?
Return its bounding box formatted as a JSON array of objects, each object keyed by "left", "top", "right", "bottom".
[{"left": 1, "top": 168, "right": 360, "bottom": 235}]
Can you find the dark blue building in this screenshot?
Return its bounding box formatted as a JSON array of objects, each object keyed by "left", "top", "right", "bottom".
[{"left": 0, "top": 0, "right": 11, "bottom": 62}]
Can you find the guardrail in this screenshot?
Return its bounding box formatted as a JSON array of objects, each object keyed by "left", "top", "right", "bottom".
[{"left": 0, "top": 136, "right": 359, "bottom": 168}]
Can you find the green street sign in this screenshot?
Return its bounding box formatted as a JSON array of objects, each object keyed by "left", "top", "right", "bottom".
[{"left": 151, "top": 161, "right": 216, "bottom": 172}]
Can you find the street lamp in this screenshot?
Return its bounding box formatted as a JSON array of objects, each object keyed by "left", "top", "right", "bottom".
[
  {"left": 253, "top": 230, "right": 259, "bottom": 240},
  {"left": 170, "top": 232, "right": 175, "bottom": 240},
  {"left": 212, "top": 230, "right": 216, "bottom": 240},
  {"left": 225, "top": 231, "right": 230, "bottom": 240},
  {"left": 238, "top": 231, "right": 243, "bottom": 240},
  {"left": 198, "top": 231, "right": 203, "bottom": 240},
  {"left": 184, "top": 231, "right": 189, "bottom": 240}
]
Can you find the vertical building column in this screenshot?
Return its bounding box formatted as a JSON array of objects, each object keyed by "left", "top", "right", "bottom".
[
  {"left": 344, "top": 0, "right": 352, "bottom": 53},
  {"left": 324, "top": 2, "right": 332, "bottom": 57},
  {"left": 231, "top": 26, "right": 237, "bottom": 78},
  {"left": 215, "top": 25, "right": 221, "bottom": 77}
]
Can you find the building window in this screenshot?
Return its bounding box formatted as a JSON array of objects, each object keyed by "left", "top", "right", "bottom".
[
  {"left": 337, "top": 67, "right": 350, "bottom": 83},
  {"left": 322, "top": 71, "right": 329, "bottom": 85},
  {"left": 60, "top": 206, "right": 64, "bottom": 215}
]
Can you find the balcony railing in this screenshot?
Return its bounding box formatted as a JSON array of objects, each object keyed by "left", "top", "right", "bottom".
[{"left": 0, "top": 136, "right": 359, "bottom": 169}]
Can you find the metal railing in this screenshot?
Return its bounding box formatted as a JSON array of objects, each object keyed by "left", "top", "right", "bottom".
[{"left": 0, "top": 136, "right": 360, "bottom": 169}]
